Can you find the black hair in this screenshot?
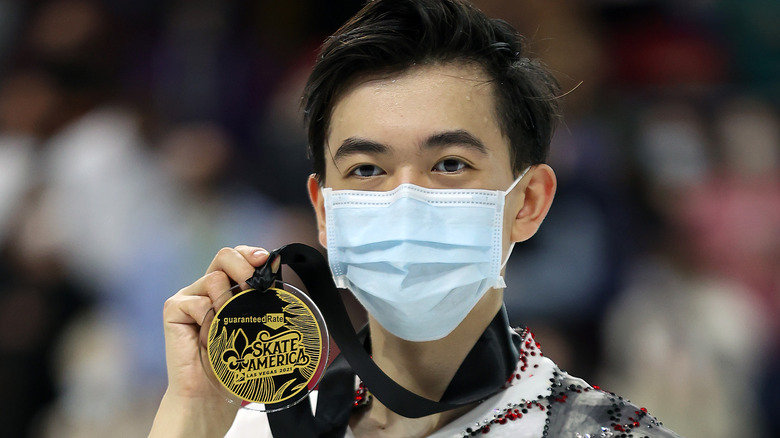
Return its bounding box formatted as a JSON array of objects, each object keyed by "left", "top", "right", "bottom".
[{"left": 302, "top": 0, "right": 561, "bottom": 182}]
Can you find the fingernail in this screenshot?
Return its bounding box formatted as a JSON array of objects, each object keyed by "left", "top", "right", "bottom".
[{"left": 253, "top": 249, "right": 269, "bottom": 258}]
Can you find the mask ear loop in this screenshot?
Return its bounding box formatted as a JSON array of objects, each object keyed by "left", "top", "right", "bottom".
[
  {"left": 500, "top": 166, "right": 531, "bottom": 269},
  {"left": 504, "top": 166, "right": 531, "bottom": 196}
]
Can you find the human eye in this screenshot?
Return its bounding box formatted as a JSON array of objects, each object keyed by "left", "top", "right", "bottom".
[
  {"left": 432, "top": 158, "right": 469, "bottom": 173},
  {"left": 351, "top": 164, "right": 385, "bottom": 177}
]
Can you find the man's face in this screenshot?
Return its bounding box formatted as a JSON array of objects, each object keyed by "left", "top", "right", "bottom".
[
  {"left": 311, "top": 62, "right": 529, "bottom": 253},
  {"left": 323, "top": 62, "right": 515, "bottom": 193}
]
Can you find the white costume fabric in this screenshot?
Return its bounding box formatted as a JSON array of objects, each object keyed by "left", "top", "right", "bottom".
[{"left": 225, "top": 329, "right": 680, "bottom": 438}]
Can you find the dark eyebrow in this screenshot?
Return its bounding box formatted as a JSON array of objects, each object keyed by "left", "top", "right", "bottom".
[
  {"left": 332, "top": 130, "right": 486, "bottom": 164},
  {"left": 424, "top": 130, "right": 488, "bottom": 154},
  {"left": 332, "top": 137, "right": 390, "bottom": 164}
]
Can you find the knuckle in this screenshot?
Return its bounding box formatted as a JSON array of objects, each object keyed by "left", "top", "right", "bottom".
[
  {"left": 204, "top": 271, "right": 228, "bottom": 291},
  {"left": 163, "top": 294, "right": 180, "bottom": 314},
  {"left": 215, "top": 246, "right": 235, "bottom": 259}
]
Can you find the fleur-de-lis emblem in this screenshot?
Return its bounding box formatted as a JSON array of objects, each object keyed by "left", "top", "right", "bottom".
[{"left": 221, "top": 328, "right": 253, "bottom": 371}]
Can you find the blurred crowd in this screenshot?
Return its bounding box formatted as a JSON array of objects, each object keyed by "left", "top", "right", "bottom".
[{"left": 0, "top": 0, "right": 777, "bottom": 437}]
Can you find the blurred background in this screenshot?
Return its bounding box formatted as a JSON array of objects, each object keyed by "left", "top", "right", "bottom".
[{"left": 0, "top": 0, "right": 777, "bottom": 436}]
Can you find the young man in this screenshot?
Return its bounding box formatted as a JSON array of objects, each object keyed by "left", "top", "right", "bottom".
[{"left": 151, "top": 1, "right": 681, "bottom": 436}]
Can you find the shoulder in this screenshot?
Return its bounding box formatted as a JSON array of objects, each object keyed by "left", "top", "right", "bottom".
[
  {"left": 544, "top": 371, "right": 682, "bottom": 438},
  {"left": 431, "top": 329, "right": 683, "bottom": 438},
  {"left": 429, "top": 362, "right": 683, "bottom": 438}
]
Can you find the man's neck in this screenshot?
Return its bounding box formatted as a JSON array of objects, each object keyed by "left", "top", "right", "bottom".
[{"left": 350, "top": 290, "right": 504, "bottom": 437}]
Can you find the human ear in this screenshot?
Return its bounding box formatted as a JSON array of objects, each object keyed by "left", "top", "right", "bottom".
[
  {"left": 307, "top": 175, "right": 327, "bottom": 248},
  {"left": 508, "top": 164, "right": 557, "bottom": 242}
]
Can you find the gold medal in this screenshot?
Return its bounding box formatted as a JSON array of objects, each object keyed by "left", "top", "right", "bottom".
[{"left": 201, "top": 282, "right": 328, "bottom": 411}]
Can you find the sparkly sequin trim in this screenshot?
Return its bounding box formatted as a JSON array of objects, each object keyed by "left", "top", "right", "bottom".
[
  {"left": 460, "top": 371, "right": 667, "bottom": 437},
  {"left": 353, "top": 381, "right": 371, "bottom": 409},
  {"left": 458, "top": 329, "right": 668, "bottom": 437}
]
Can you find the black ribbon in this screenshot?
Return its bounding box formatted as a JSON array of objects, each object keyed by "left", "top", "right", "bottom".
[{"left": 249, "top": 244, "right": 520, "bottom": 437}]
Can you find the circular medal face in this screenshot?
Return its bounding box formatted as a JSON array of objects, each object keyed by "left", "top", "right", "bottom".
[{"left": 199, "top": 281, "right": 328, "bottom": 412}]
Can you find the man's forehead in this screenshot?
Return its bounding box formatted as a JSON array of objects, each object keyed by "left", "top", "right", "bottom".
[
  {"left": 321, "top": 61, "right": 513, "bottom": 180},
  {"left": 327, "top": 61, "right": 498, "bottom": 141},
  {"left": 343, "top": 61, "right": 493, "bottom": 92}
]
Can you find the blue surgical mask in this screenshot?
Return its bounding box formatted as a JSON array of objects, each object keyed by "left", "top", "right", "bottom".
[{"left": 322, "top": 168, "right": 529, "bottom": 342}]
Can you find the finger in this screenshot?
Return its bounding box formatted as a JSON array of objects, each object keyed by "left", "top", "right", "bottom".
[
  {"left": 176, "top": 270, "right": 230, "bottom": 301},
  {"left": 163, "top": 294, "right": 213, "bottom": 326},
  {"left": 234, "top": 245, "right": 270, "bottom": 266},
  {"left": 200, "top": 270, "right": 233, "bottom": 307},
  {"left": 205, "top": 247, "right": 269, "bottom": 288}
]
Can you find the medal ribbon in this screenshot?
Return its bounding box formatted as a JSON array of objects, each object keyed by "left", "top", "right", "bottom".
[{"left": 247, "top": 244, "right": 520, "bottom": 436}]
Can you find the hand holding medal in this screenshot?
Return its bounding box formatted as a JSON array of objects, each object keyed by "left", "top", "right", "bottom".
[{"left": 198, "top": 248, "right": 329, "bottom": 412}]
